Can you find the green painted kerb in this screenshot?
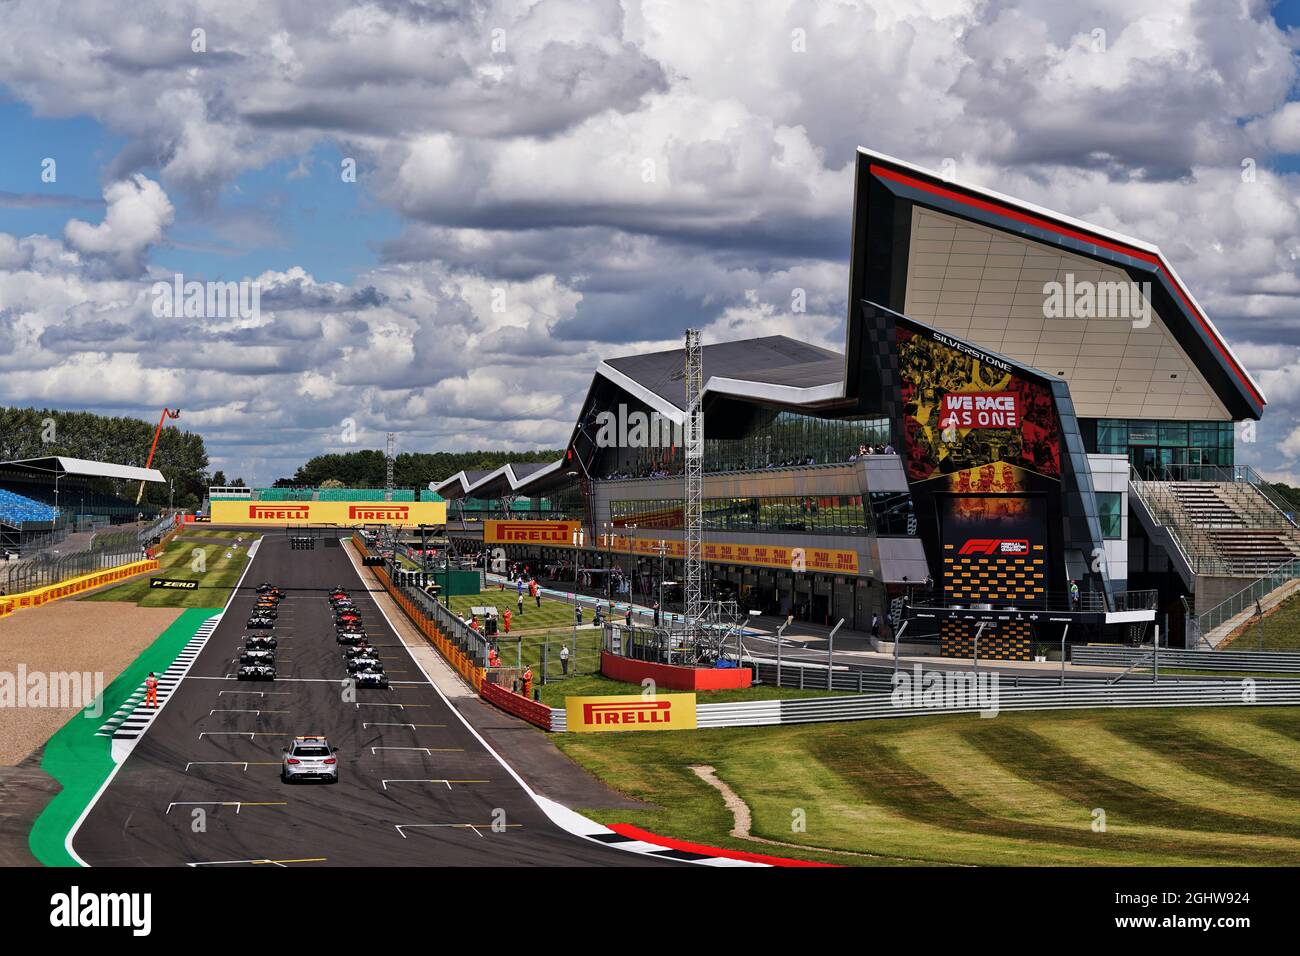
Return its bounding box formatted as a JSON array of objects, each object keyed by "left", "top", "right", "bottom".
[{"left": 28, "top": 607, "right": 219, "bottom": 866}]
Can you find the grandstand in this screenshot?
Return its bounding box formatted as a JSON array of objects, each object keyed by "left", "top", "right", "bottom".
[{"left": 0, "top": 456, "right": 165, "bottom": 553}]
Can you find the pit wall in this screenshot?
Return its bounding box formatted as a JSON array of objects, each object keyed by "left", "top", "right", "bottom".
[
  {"left": 350, "top": 534, "right": 484, "bottom": 691},
  {"left": 0, "top": 559, "right": 159, "bottom": 619}
]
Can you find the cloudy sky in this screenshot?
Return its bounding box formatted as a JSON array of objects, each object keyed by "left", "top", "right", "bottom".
[{"left": 0, "top": 0, "right": 1298, "bottom": 485}]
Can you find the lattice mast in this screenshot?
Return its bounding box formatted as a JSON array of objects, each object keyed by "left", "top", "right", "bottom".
[
  {"left": 385, "top": 432, "right": 396, "bottom": 502},
  {"left": 683, "top": 328, "right": 704, "bottom": 639}
]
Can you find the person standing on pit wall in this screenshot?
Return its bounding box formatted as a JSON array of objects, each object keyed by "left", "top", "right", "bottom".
[
  {"left": 560, "top": 643, "right": 570, "bottom": 676},
  {"left": 144, "top": 672, "right": 159, "bottom": 708}
]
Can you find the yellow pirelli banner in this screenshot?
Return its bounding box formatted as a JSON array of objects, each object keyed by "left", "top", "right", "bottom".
[
  {"left": 484, "top": 519, "right": 582, "bottom": 545},
  {"left": 211, "top": 500, "right": 447, "bottom": 526},
  {"left": 484, "top": 519, "right": 858, "bottom": 573},
  {"left": 566, "top": 693, "right": 697, "bottom": 733}
]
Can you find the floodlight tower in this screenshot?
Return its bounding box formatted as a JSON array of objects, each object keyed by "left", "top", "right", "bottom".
[
  {"left": 385, "top": 432, "right": 396, "bottom": 502},
  {"left": 683, "top": 329, "right": 704, "bottom": 642}
]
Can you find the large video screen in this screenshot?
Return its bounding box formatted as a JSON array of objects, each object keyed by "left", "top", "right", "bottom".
[{"left": 938, "top": 494, "right": 1048, "bottom": 606}]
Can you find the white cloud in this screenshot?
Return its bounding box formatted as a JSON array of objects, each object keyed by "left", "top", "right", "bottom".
[{"left": 63, "top": 175, "right": 174, "bottom": 275}]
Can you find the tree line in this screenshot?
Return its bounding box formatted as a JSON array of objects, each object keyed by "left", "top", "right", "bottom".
[
  {"left": 275, "top": 449, "right": 563, "bottom": 490},
  {"left": 0, "top": 406, "right": 210, "bottom": 510}
]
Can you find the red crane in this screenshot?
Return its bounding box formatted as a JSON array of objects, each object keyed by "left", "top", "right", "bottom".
[{"left": 136, "top": 407, "right": 181, "bottom": 506}]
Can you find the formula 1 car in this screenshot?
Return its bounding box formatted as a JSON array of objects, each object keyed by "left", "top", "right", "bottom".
[
  {"left": 256, "top": 584, "right": 285, "bottom": 598},
  {"left": 342, "top": 643, "right": 377, "bottom": 660},
  {"left": 345, "top": 653, "right": 383, "bottom": 674},
  {"left": 336, "top": 630, "right": 368, "bottom": 645},
  {"left": 335, "top": 614, "right": 362, "bottom": 628},
  {"left": 238, "top": 661, "right": 276, "bottom": 681},
  {"left": 252, "top": 606, "right": 278, "bottom": 619},
  {"left": 247, "top": 613, "right": 276, "bottom": 629},
  {"left": 240, "top": 648, "right": 276, "bottom": 666},
  {"left": 351, "top": 666, "right": 388, "bottom": 689},
  {"left": 244, "top": 634, "right": 277, "bottom": 650}
]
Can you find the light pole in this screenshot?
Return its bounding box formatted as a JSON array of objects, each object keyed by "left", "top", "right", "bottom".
[
  {"left": 776, "top": 615, "right": 792, "bottom": 687},
  {"left": 826, "top": 618, "right": 844, "bottom": 690}
]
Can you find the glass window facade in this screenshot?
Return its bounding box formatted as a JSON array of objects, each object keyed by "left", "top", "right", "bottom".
[
  {"left": 1094, "top": 419, "right": 1234, "bottom": 470},
  {"left": 703, "top": 412, "right": 892, "bottom": 472},
  {"left": 610, "top": 494, "right": 870, "bottom": 536},
  {"left": 1097, "top": 491, "right": 1123, "bottom": 539}
]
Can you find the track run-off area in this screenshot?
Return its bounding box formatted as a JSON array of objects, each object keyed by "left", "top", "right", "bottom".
[{"left": 66, "top": 534, "right": 677, "bottom": 867}]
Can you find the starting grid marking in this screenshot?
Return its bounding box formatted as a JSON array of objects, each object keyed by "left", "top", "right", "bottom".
[
  {"left": 371, "top": 746, "right": 463, "bottom": 755},
  {"left": 188, "top": 857, "right": 326, "bottom": 867},
  {"left": 381, "top": 779, "right": 488, "bottom": 790},
  {"left": 184, "top": 762, "right": 280, "bottom": 772},
  {"left": 395, "top": 823, "right": 521, "bottom": 839},
  {"left": 166, "top": 801, "right": 286, "bottom": 814},
  {"left": 362, "top": 722, "right": 445, "bottom": 729},
  {"left": 97, "top": 614, "right": 222, "bottom": 739}
]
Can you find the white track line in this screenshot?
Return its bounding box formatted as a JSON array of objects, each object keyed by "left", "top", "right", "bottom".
[{"left": 65, "top": 535, "right": 263, "bottom": 867}]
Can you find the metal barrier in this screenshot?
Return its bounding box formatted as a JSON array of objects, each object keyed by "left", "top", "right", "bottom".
[
  {"left": 0, "top": 532, "right": 142, "bottom": 593},
  {"left": 544, "top": 676, "right": 1300, "bottom": 730},
  {"left": 1070, "top": 644, "right": 1300, "bottom": 673}
]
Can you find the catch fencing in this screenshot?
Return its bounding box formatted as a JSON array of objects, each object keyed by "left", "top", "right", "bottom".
[{"left": 0, "top": 531, "right": 142, "bottom": 594}]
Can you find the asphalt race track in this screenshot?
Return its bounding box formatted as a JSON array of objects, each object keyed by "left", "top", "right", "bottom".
[{"left": 73, "top": 534, "right": 676, "bottom": 867}]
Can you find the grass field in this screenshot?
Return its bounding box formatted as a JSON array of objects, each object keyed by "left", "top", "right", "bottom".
[
  {"left": 448, "top": 588, "right": 600, "bottom": 631},
  {"left": 1223, "top": 590, "right": 1300, "bottom": 650},
  {"left": 554, "top": 706, "right": 1300, "bottom": 865},
  {"left": 82, "top": 533, "right": 254, "bottom": 608}
]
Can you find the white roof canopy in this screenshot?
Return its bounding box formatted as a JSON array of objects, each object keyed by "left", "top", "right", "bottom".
[{"left": 0, "top": 456, "right": 166, "bottom": 483}]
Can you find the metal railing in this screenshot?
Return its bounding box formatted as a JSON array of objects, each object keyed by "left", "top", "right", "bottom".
[
  {"left": 1195, "top": 558, "right": 1300, "bottom": 638},
  {"left": 905, "top": 588, "right": 1157, "bottom": 615},
  {"left": 546, "top": 675, "right": 1300, "bottom": 730},
  {"left": 1070, "top": 644, "right": 1300, "bottom": 673}
]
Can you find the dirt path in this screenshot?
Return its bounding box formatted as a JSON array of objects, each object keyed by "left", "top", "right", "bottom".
[
  {"left": 0, "top": 602, "right": 182, "bottom": 765},
  {"left": 689, "top": 763, "right": 964, "bottom": 865}
]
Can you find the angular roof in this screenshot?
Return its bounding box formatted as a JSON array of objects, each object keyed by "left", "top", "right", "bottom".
[
  {"left": 599, "top": 335, "right": 845, "bottom": 423},
  {"left": 0, "top": 455, "right": 165, "bottom": 483},
  {"left": 433, "top": 460, "right": 566, "bottom": 499},
  {"left": 848, "top": 147, "right": 1265, "bottom": 420}
]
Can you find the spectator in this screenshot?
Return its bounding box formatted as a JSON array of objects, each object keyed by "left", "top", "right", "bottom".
[
  {"left": 883, "top": 441, "right": 895, "bottom": 454},
  {"left": 652, "top": 600, "right": 661, "bottom": 628},
  {"left": 870, "top": 612, "right": 880, "bottom": 639},
  {"left": 574, "top": 603, "right": 583, "bottom": 626},
  {"left": 560, "top": 643, "right": 570, "bottom": 676},
  {"left": 517, "top": 590, "right": 524, "bottom": 615},
  {"left": 1070, "top": 581, "right": 1080, "bottom": 610},
  {"left": 624, "top": 605, "right": 634, "bottom": 627}
]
